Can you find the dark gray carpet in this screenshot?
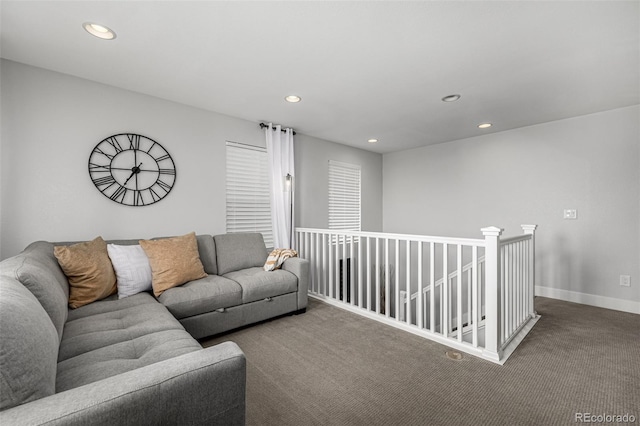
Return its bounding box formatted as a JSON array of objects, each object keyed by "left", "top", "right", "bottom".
[{"left": 201, "top": 297, "right": 640, "bottom": 425}]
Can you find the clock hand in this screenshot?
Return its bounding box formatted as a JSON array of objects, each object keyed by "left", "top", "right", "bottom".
[{"left": 123, "top": 163, "right": 143, "bottom": 186}]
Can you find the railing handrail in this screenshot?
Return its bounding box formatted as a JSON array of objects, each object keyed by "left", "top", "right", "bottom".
[
  {"left": 295, "top": 227, "right": 486, "bottom": 247},
  {"left": 404, "top": 255, "right": 486, "bottom": 302},
  {"left": 500, "top": 234, "right": 532, "bottom": 245}
]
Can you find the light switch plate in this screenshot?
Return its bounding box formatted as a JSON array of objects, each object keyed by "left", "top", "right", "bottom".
[
  {"left": 620, "top": 275, "right": 631, "bottom": 287},
  {"left": 563, "top": 209, "right": 577, "bottom": 219}
]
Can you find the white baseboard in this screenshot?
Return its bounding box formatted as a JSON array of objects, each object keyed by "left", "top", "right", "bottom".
[{"left": 535, "top": 285, "right": 640, "bottom": 315}]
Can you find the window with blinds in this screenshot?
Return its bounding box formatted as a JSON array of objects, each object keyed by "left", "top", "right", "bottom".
[
  {"left": 328, "top": 160, "right": 361, "bottom": 231},
  {"left": 225, "top": 141, "right": 273, "bottom": 248}
]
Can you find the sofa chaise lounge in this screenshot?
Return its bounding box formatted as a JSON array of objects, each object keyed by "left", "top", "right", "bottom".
[{"left": 0, "top": 232, "right": 309, "bottom": 425}]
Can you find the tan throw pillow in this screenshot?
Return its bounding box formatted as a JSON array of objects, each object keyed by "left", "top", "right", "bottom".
[
  {"left": 54, "top": 236, "right": 117, "bottom": 309},
  {"left": 139, "top": 232, "right": 207, "bottom": 297}
]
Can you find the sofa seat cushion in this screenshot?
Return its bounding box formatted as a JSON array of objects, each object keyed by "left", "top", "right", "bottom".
[
  {"left": 158, "top": 275, "right": 242, "bottom": 320},
  {"left": 56, "top": 329, "right": 201, "bottom": 392},
  {"left": 56, "top": 292, "right": 201, "bottom": 392},
  {"left": 223, "top": 267, "right": 298, "bottom": 304},
  {"left": 59, "top": 292, "right": 191, "bottom": 362}
]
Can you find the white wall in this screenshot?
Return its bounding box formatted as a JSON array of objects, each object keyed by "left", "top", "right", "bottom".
[
  {"left": 3, "top": 59, "right": 637, "bottom": 313},
  {"left": 295, "top": 135, "right": 382, "bottom": 231},
  {"left": 0, "top": 60, "right": 383, "bottom": 258},
  {"left": 383, "top": 105, "right": 640, "bottom": 312}
]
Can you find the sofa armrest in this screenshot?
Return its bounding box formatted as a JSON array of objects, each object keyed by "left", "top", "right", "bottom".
[
  {"left": 0, "top": 342, "right": 246, "bottom": 426},
  {"left": 282, "top": 257, "right": 309, "bottom": 310}
]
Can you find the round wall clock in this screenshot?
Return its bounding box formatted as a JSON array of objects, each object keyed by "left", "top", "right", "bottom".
[{"left": 88, "top": 133, "right": 176, "bottom": 206}]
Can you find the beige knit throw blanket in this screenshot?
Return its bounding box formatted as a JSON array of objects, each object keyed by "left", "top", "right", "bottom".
[{"left": 264, "top": 249, "right": 298, "bottom": 271}]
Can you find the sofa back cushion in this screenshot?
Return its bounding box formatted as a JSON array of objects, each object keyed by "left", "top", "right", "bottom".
[
  {"left": 214, "top": 233, "right": 268, "bottom": 275},
  {"left": 0, "top": 241, "right": 69, "bottom": 342},
  {"left": 195, "top": 234, "right": 217, "bottom": 275},
  {"left": 0, "top": 277, "right": 59, "bottom": 411}
]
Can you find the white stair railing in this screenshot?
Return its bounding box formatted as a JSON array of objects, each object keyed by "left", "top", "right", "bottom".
[
  {"left": 399, "top": 256, "right": 486, "bottom": 333},
  {"left": 295, "top": 225, "right": 538, "bottom": 364},
  {"left": 499, "top": 225, "right": 537, "bottom": 350}
]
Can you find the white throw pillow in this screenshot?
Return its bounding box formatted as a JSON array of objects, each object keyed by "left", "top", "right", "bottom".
[{"left": 106, "top": 244, "right": 153, "bottom": 299}]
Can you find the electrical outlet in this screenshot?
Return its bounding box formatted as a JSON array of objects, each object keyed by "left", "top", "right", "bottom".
[
  {"left": 563, "top": 209, "right": 577, "bottom": 219},
  {"left": 620, "top": 275, "right": 631, "bottom": 287}
]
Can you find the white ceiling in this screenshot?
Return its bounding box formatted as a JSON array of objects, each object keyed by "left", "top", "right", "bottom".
[{"left": 1, "top": 1, "right": 638, "bottom": 154}]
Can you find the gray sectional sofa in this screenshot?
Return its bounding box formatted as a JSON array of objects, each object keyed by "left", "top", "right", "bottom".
[{"left": 0, "top": 232, "right": 309, "bottom": 425}]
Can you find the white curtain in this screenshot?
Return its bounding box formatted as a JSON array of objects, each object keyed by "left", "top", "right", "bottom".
[{"left": 265, "top": 123, "right": 295, "bottom": 249}]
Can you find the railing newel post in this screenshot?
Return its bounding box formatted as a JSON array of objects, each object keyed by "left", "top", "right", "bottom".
[
  {"left": 521, "top": 225, "right": 537, "bottom": 317},
  {"left": 481, "top": 226, "right": 503, "bottom": 362}
]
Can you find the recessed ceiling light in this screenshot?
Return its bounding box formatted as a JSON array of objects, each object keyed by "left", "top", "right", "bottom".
[
  {"left": 83, "top": 22, "right": 116, "bottom": 40},
  {"left": 367, "top": 139, "right": 378, "bottom": 143},
  {"left": 441, "top": 94, "right": 461, "bottom": 102},
  {"left": 284, "top": 95, "right": 301, "bottom": 103},
  {"left": 478, "top": 123, "right": 492, "bottom": 129}
]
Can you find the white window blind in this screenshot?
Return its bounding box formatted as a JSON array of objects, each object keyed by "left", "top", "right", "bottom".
[
  {"left": 226, "top": 141, "right": 273, "bottom": 248},
  {"left": 328, "top": 160, "right": 361, "bottom": 231}
]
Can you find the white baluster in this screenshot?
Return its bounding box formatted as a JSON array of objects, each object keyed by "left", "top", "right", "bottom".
[
  {"left": 395, "top": 239, "right": 400, "bottom": 321},
  {"left": 328, "top": 233, "right": 334, "bottom": 299},
  {"left": 335, "top": 234, "right": 340, "bottom": 301},
  {"left": 430, "top": 242, "right": 435, "bottom": 333},
  {"left": 457, "top": 244, "right": 463, "bottom": 342},
  {"left": 358, "top": 234, "right": 363, "bottom": 308},
  {"left": 467, "top": 267, "right": 472, "bottom": 333},
  {"left": 366, "top": 236, "right": 371, "bottom": 311},
  {"left": 417, "top": 242, "right": 423, "bottom": 329},
  {"left": 375, "top": 238, "right": 380, "bottom": 314},
  {"left": 472, "top": 245, "right": 479, "bottom": 347},
  {"left": 504, "top": 243, "right": 510, "bottom": 341},
  {"left": 442, "top": 243, "right": 448, "bottom": 336},
  {"left": 385, "top": 238, "right": 390, "bottom": 318},
  {"left": 321, "top": 233, "right": 327, "bottom": 296},
  {"left": 406, "top": 240, "right": 411, "bottom": 325}
]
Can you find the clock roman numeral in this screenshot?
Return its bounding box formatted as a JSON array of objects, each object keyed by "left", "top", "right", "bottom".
[
  {"left": 134, "top": 190, "right": 145, "bottom": 206},
  {"left": 159, "top": 168, "right": 175, "bottom": 175},
  {"left": 105, "top": 137, "right": 124, "bottom": 153},
  {"left": 93, "top": 175, "right": 116, "bottom": 187},
  {"left": 94, "top": 147, "right": 114, "bottom": 160},
  {"left": 89, "top": 162, "right": 110, "bottom": 171},
  {"left": 127, "top": 134, "right": 141, "bottom": 150},
  {"left": 109, "top": 186, "right": 127, "bottom": 203},
  {"left": 155, "top": 154, "right": 171, "bottom": 162},
  {"left": 156, "top": 179, "right": 172, "bottom": 192},
  {"left": 149, "top": 187, "right": 161, "bottom": 202}
]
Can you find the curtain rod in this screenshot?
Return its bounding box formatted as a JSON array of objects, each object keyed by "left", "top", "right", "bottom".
[{"left": 259, "top": 122, "right": 296, "bottom": 135}]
